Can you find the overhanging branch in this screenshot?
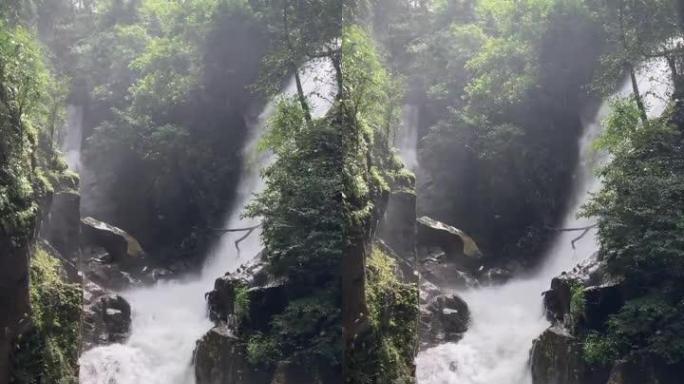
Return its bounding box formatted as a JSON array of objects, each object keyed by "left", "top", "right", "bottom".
[{"left": 208, "top": 223, "right": 262, "bottom": 254}]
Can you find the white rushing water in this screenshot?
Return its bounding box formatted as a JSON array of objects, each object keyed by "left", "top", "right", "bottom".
[
  {"left": 396, "top": 104, "right": 420, "bottom": 171},
  {"left": 79, "top": 59, "right": 336, "bottom": 384},
  {"left": 415, "top": 60, "right": 672, "bottom": 384},
  {"left": 61, "top": 105, "right": 84, "bottom": 173}
]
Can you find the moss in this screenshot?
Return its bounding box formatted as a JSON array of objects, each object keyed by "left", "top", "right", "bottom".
[
  {"left": 10, "top": 245, "right": 82, "bottom": 384},
  {"left": 234, "top": 283, "right": 250, "bottom": 322},
  {"left": 582, "top": 332, "right": 619, "bottom": 365},
  {"left": 347, "top": 246, "right": 419, "bottom": 384},
  {"left": 246, "top": 332, "right": 281, "bottom": 366},
  {"left": 570, "top": 283, "right": 586, "bottom": 324}
]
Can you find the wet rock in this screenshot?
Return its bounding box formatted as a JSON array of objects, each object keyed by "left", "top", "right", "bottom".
[
  {"left": 82, "top": 292, "right": 131, "bottom": 349},
  {"left": 194, "top": 325, "right": 272, "bottom": 384},
  {"left": 583, "top": 284, "right": 623, "bottom": 332},
  {"left": 481, "top": 267, "right": 513, "bottom": 285},
  {"left": 41, "top": 191, "right": 81, "bottom": 262},
  {"left": 207, "top": 257, "right": 287, "bottom": 331},
  {"left": 542, "top": 274, "right": 577, "bottom": 324},
  {"left": 420, "top": 294, "right": 470, "bottom": 349},
  {"left": 530, "top": 326, "right": 609, "bottom": 384},
  {"left": 606, "top": 356, "right": 684, "bottom": 384},
  {"left": 377, "top": 190, "right": 416, "bottom": 261},
  {"left": 417, "top": 216, "right": 483, "bottom": 273},
  {"left": 270, "top": 361, "right": 340, "bottom": 384},
  {"left": 543, "top": 258, "right": 623, "bottom": 330},
  {"left": 418, "top": 248, "right": 476, "bottom": 289},
  {"left": 81, "top": 246, "right": 140, "bottom": 290},
  {"left": 81, "top": 217, "right": 146, "bottom": 267},
  {"left": 419, "top": 280, "right": 441, "bottom": 305}
]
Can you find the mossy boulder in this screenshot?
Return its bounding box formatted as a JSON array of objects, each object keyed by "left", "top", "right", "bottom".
[
  {"left": 530, "top": 326, "right": 609, "bottom": 384},
  {"left": 194, "top": 325, "right": 272, "bottom": 384},
  {"left": 9, "top": 246, "right": 82, "bottom": 384}
]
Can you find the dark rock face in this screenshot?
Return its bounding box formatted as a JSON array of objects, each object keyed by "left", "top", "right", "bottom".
[
  {"left": 41, "top": 191, "right": 81, "bottom": 262},
  {"left": 418, "top": 248, "right": 476, "bottom": 289},
  {"left": 81, "top": 216, "right": 147, "bottom": 267},
  {"left": 606, "top": 356, "right": 684, "bottom": 384},
  {"left": 207, "top": 258, "right": 287, "bottom": 329},
  {"left": 194, "top": 326, "right": 272, "bottom": 384},
  {"left": 82, "top": 292, "right": 132, "bottom": 349},
  {"left": 530, "top": 326, "right": 609, "bottom": 384},
  {"left": 583, "top": 284, "right": 623, "bottom": 332},
  {"left": 420, "top": 294, "right": 470, "bottom": 349},
  {"left": 377, "top": 190, "right": 417, "bottom": 261}
]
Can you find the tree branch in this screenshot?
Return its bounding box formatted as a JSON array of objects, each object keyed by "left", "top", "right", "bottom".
[
  {"left": 208, "top": 224, "right": 262, "bottom": 254},
  {"left": 546, "top": 224, "right": 598, "bottom": 232}
]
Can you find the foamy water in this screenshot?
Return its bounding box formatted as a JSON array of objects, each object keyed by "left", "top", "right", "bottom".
[{"left": 416, "top": 60, "right": 672, "bottom": 384}]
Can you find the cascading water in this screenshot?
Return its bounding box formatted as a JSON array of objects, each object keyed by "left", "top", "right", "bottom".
[
  {"left": 395, "top": 104, "right": 419, "bottom": 171},
  {"left": 79, "top": 58, "right": 336, "bottom": 384},
  {"left": 415, "top": 59, "right": 672, "bottom": 384},
  {"left": 61, "top": 105, "right": 84, "bottom": 173}
]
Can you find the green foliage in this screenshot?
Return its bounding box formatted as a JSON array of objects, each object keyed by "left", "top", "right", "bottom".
[
  {"left": 233, "top": 283, "right": 250, "bottom": 321},
  {"left": 246, "top": 295, "right": 342, "bottom": 368},
  {"left": 246, "top": 332, "right": 281, "bottom": 366},
  {"left": 76, "top": 0, "right": 268, "bottom": 260},
  {"left": 586, "top": 0, "right": 683, "bottom": 94},
  {"left": 0, "top": 22, "right": 64, "bottom": 249},
  {"left": 583, "top": 331, "right": 619, "bottom": 365},
  {"left": 347, "top": 246, "right": 418, "bottom": 384},
  {"left": 389, "top": 0, "right": 604, "bottom": 266},
  {"left": 248, "top": 100, "right": 344, "bottom": 283},
  {"left": 569, "top": 283, "right": 586, "bottom": 323},
  {"left": 11, "top": 246, "right": 82, "bottom": 384},
  {"left": 583, "top": 98, "right": 684, "bottom": 364}
]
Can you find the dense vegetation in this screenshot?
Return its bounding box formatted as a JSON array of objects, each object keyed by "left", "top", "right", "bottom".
[
  {"left": 11, "top": 246, "right": 82, "bottom": 384},
  {"left": 371, "top": 0, "right": 605, "bottom": 266},
  {"left": 0, "top": 8, "right": 81, "bottom": 383},
  {"left": 3, "top": 0, "right": 684, "bottom": 382},
  {"left": 75, "top": 0, "right": 269, "bottom": 263}
]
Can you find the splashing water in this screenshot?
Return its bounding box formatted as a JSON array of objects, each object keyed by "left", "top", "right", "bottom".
[
  {"left": 415, "top": 59, "right": 672, "bottom": 384},
  {"left": 79, "top": 59, "right": 336, "bottom": 384}
]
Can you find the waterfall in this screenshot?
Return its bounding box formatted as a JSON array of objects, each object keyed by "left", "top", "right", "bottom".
[
  {"left": 79, "top": 58, "right": 336, "bottom": 384},
  {"left": 61, "top": 105, "right": 84, "bottom": 173},
  {"left": 395, "top": 104, "right": 419, "bottom": 171},
  {"left": 415, "top": 59, "right": 672, "bottom": 384}
]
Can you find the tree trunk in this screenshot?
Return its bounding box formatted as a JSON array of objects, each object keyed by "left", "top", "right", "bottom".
[
  {"left": 628, "top": 64, "right": 649, "bottom": 125},
  {"left": 282, "top": 1, "right": 311, "bottom": 123}
]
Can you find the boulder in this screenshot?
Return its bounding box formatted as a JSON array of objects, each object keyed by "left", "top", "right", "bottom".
[
  {"left": 82, "top": 292, "right": 131, "bottom": 349},
  {"left": 80, "top": 217, "right": 146, "bottom": 267},
  {"left": 81, "top": 246, "right": 140, "bottom": 290},
  {"left": 420, "top": 294, "right": 470, "bottom": 349},
  {"left": 583, "top": 283, "right": 623, "bottom": 332},
  {"left": 418, "top": 248, "right": 476, "bottom": 289},
  {"left": 417, "top": 216, "right": 483, "bottom": 273},
  {"left": 542, "top": 274, "right": 577, "bottom": 324},
  {"left": 530, "top": 326, "right": 609, "bottom": 384},
  {"left": 194, "top": 325, "right": 272, "bottom": 384},
  {"left": 542, "top": 258, "right": 623, "bottom": 331},
  {"left": 207, "top": 258, "right": 287, "bottom": 331}
]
